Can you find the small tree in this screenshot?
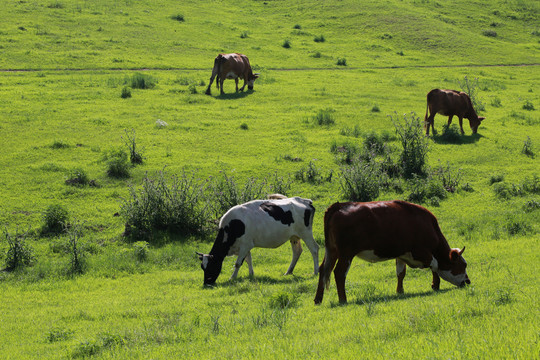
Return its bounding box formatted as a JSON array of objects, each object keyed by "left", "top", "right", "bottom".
[{"left": 4, "top": 229, "right": 35, "bottom": 271}]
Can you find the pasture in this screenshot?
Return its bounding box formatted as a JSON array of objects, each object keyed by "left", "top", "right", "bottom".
[{"left": 0, "top": 0, "right": 539, "bottom": 359}]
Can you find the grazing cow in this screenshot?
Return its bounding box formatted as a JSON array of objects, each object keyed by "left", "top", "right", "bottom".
[
  {"left": 314, "top": 200, "right": 470, "bottom": 304},
  {"left": 205, "top": 53, "right": 259, "bottom": 95},
  {"left": 424, "top": 89, "right": 485, "bottom": 136},
  {"left": 197, "top": 197, "right": 319, "bottom": 286}
]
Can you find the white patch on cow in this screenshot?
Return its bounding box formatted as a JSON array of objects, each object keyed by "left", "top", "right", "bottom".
[
  {"left": 226, "top": 71, "right": 238, "bottom": 79},
  {"left": 357, "top": 250, "right": 389, "bottom": 263},
  {"left": 396, "top": 259, "right": 406, "bottom": 276},
  {"left": 430, "top": 257, "right": 439, "bottom": 271},
  {"left": 438, "top": 269, "right": 467, "bottom": 287},
  {"left": 201, "top": 256, "right": 209, "bottom": 270}
]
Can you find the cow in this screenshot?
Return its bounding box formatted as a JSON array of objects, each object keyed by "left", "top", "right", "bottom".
[
  {"left": 205, "top": 53, "right": 259, "bottom": 95},
  {"left": 197, "top": 197, "right": 319, "bottom": 286},
  {"left": 314, "top": 200, "right": 470, "bottom": 304},
  {"left": 424, "top": 89, "right": 485, "bottom": 136}
]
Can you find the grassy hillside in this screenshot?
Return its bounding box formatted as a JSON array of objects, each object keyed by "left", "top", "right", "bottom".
[
  {"left": 0, "top": 0, "right": 539, "bottom": 359},
  {"left": 1, "top": 0, "right": 538, "bottom": 70}
]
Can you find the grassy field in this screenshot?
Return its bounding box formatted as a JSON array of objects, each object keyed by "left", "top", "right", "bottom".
[{"left": 0, "top": 0, "right": 539, "bottom": 359}]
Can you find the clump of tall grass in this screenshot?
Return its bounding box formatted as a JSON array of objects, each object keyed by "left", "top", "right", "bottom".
[
  {"left": 282, "top": 39, "right": 291, "bottom": 48},
  {"left": 314, "top": 35, "right": 325, "bottom": 42},
  {"left": 65, "top": 168, "right": 90, "bottom": 187},
  {"left": 171, "top": 14, "right": 185, "bottom": 22},
  {"left": 522, "top": 136, "right": 534, "bottom": 157},
  {"left": 336, "top": 58, "right": 347, "bottom": 66},
  {"left": 126, "top": 73, "right": 156, "bottom": 89},
  {"left": 330, "top": 141, "right": 361, "bottom": 165},
  {"left": 390, "top": 112, "right": 429, "bottom": 178},
  {"left": 121, "top": 86, "right": 131, "bottom": 99},
  {"left": 295, "top": 160, "right": 332, "bottom": 184},
  {"left": 66, "top": 223, "right": 86, "bottom": 276},
  {"left": 522, "top": 100, "right": 535, "bottom": 111},
  {"left": 340, "top": 159, "right": 386, "bottom": 202},
  {"left": 41, "top": 204, "right": 69, "bottom": 235},
  {"left": 122, "top": 129, "right": 144, "bottom": 164},
  {"left": 312, "top": 108, "right": 335, "bottom": 126},
  {"left": 102, "top": 148, "right": 130, "bottom": 178},
  {"left": 121, "top": 171, "right": 209, "bottom": 242}
]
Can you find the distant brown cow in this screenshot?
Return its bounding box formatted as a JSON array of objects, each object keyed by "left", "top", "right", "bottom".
[
  {"left": 205, "top": 53, "right": 259, "bottom": 95},
  {"left": 314, "top": 200, "right": 470, "bottom": 304},
  {"left": 424, "top": 89, "right": 485, "bottom": 136}
]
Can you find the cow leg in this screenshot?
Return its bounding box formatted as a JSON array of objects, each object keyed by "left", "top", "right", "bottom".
[
  {"left": 300, "top": 233, "right": 320, "bottom": 275},
  {"left": 396, "top": 259, "right": 407, "bottom": 294},
  {"left": 458, "top": 117, "right": 465, "bottom": 135},
  {"left": 245, "top": 251, "right": 254, "bottom": 277},
  {"left": 235, "top": 78, "right": 239, "bottom": 92},
  {"left": 426, "top": 112, "right": 436, "bottom": 136},
  {"left": 334, "top": 257, "right": 352, "bottom": 304},
  {"left": 230, "top": 247, "right": 251, "bottom": 280},
  {"left": 314, "top": 250, "right": 338, "bottom": 305},
  {"left": 219, "top": 78, "right": 225, "bottom": 95},
  {"left": 206, "top": 74, "right": 216, "bottom": 95},
  {"left": 447, "top": 115, "right": 453, "bottom": 126},
  {"left": 284, "top": 238, "right": 302, "bottom": 275},
  {"left": 431, "top": 271, "right": 441, "bottom": 291}
]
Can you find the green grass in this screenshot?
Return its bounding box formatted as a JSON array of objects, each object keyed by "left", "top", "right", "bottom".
[{"left": 0, "top": 0, "right": 539, "bottom": 358}]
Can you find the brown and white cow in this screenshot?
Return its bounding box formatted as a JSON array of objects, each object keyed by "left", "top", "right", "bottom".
[
  {"left": 205, "top": 53, "right": 259, "bottom": 95},
  {"left": 424, "top": 89, "right": 485, "bottom": 136},
  {"left": 314, "top": 200, "right": 470, "bottom": 304}
]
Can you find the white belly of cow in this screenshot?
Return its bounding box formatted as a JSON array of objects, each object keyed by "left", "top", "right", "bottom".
[
  {"left": 225, "top": 71, "right": 239, "bottom": 79},
  {"left": 356, "top": 250, "right": 390, "bottom": 263}
]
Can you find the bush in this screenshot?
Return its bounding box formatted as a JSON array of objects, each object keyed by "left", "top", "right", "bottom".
[
  {"left": 330, "top": 141, "right": 361, "bottom": 165},
  {"left": 314, "top": 35, "right": 325, "bottom": 42},
  {"left": 4, "top": 229, "right": 35, "bottom": 271},
  {"left": 489, "top": 173, "right": 505, "bottom": 185},
  {"left": 122, "top": 129, "right": 144, "bottom": 165},
  {"left": 41, "top": 204, "right": 69, "bottom": 235},
  {"left": 103, "top": 148, "right": 130, "bottom": 178},
  {"left": 206, "top": 173, "right": 268, "bottom": 218},
  {"left": 492, "top": 182, "right": 523, "bottom": 199},
  {"left": 171, "top": 14, "right": 185, "bottom": 22},
  {"left": 312, "top": 108, "right": 335, "bottom": 126},
  {"left": 121, "top": 171, "right": 209, "bottom": 242},
  {"left": 482, "top": 29, "right": 497, "bottom": 37},
  {"left": 66, "top": 224, "right": 86, "bottom": 276},
  {"left": 523, "top": 199, "right": 540, "bottom": 212},
  {"left": 282, "top": 39, "right": 291, "bottom": 48},
  {"left": 371, "top": 105, "right": 380, "bottom": 112},
  {"left": 433, "top": 161, "right": 462, "bottom": 193},
  {"left": 51, "top": 140, "right": 70, "bottom": 149},
  {"left": 340, "top": 159, "right": 385, "bottom": 202},
  {"left": 133, "top": 241, "right": 149, "bottom": 262},
  {"left": 522, "top": 100, "right": 535, "bottom": 111},
  {"left": 127, "top": 73, "right": 156, "bottom": 89},
  {"left": 295, "top": 161, "right": 332, "bottom": 184},
  {"left": 121, "top": 86, "right": 131, "bottom": 99},
  {"left": 522, "top": 136, "right": 535, "bottom": 157},
  {"left": 336, "top": 58, "right": 347, "bottom": 66},
  {"left": 65, "top": 168, "right": 89, "bottom": 187},
  {"left": 363, "top": 131, "right": 386, "bottom": 155},
  {"left": 391, "top": 112, "right": 429, "bottom": 178},
  {"left": 407, "top": 175, "right": 447, "bottom": 204},
  {"left": 240, "top": 31, "right": 249, "bottom": 39}
]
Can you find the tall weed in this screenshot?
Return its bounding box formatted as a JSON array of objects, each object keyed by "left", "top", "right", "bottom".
[{"left": 390, "top": 112, "right": 429, "bottom": 178}]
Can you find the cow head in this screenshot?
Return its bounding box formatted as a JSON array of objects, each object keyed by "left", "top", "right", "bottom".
[
  {"left": 197, "top": 252, "right": 223, "bottom": 286},
  {"left": 437, "top": 247, "right": 471, "bottom": 287},
  {"left": 248, "top": 73, "right": 260, "bottom": 90},
  {"left": 470, "top": 116, "right": 485, "bottom": 134}
]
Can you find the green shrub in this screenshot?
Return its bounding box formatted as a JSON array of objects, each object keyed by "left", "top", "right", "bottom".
[
  {"left": 121, "top": 171, "right": 209, "bottom": 242},
  {"left": 51, "top": 140, "right": 70, "bottom": 149},
  {"left": 433, "top": 161, "right": 462, "bottom": 193},
  {"left": 121, "top": 86, "right": 132, "bottom": 99},
  {"left": 66, "top": 224, "right": 86, "bottom": 276},
  {"left": 522, "top": 100, "right": 535, "bottom": 111},
  {"left": 407, "top": 175, "right": 447, "bottom": 204},
  {"left": 363, "top": 131, "right": 386, "bottom": 155},
  {"left": 371, "top": 105, "right": 380, "bottom": 112},
  {"left": 103, "top": 148, "right": 130, "bottom": 178},
  {"left": 65, "top": 168, "right": 89, "bottom": 187},
  {"left": 282, "top": 39, "right": 291, "bottom": 48},
  {"left": 522, "top": 175, "right": 540, "bottom": 194},
  {"left": 490, "top": 97, "right": 502, "bottom": 107},
  {"left": 505, "top": 216, "right": 532, "bottom": 236},
  {"left": 391, "top": 112, "right": 429, "bottom": 178},
  {"left": 458, "top": 76, "right": 485, "bottom": 112},
  {"left": 4, "top": 229, "right": 35, "bottom": 271},
  {"left": 293, "top": 24, "right": 302, "bottom": 29},
  {"left": 340, "top": 159, "right": 385, "bottom": 202},
  {"left": 206, "top": 173, "right": 268, "bottom": 218},
  {"left": 314, "top": 35, "right": 325, "bottom": 42},
  {"left": 127, "top": 73, "right": 156, "bottom": 89},
  {"left": 295, "top": 160, "right": 332, "bottom": 185},
  {"left": 240, "top": 31, "right": 249, "bottom": 39},
  {"left": 171, "top": 14, "right": 185, "bottom": 22},
  {"left": 482, "top": 29, "right": 497, "bottom": 37},
  {"left": 133, "top": 241, "right": 149, "bottom": 262},
  {"left": 41, "top": 204, "right": 69, "bottom": 235},
  {"left": 311, "top": 51, "right": 322, "bottom": 58},
  {"left": 523, "top": 199, "right": 540, "bottom": 212},
  {"left": 521, "top": 136, "right": 534, "bottom": 157},
  {"left": 489, "top": 173, "right": 505, "bottom": 185},
  {"left": 269, "top": 291, "right": 298, "bottom": 310},
  {"left": 340, "top": 124, "right": 362, "bottom": 138},
  {"left": 330, "top": 141, "right": 361, "bottom": 165},
  {"left": 336, "top": 58, "right": 347, "bottom": 66},
  {"left": 492, "top": 182, "right": 523, "bottom": 199},
  {"left": 312, "top": 108, "right": 335, "bottom": 126}
]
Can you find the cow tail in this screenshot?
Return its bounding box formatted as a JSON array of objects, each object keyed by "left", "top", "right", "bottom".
[
  {"left": 424, "top": 93, "right": 430, "bottom": 129},
  {"left": 215, "top": 54, "right": 225, "bottom": 89}
]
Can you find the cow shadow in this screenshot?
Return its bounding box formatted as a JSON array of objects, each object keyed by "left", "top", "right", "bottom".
[
  {"left": 431, "top": 133, "right": 483, "bottom": 145},
  {"left": 214, "top": 90, "right": 254, "bottom": 100},
  {"left": 330, "top": 288, "right": 452, "bottom": 307},
  {"left": 201, "top": 274, "right": 314, "bottom": 289}
]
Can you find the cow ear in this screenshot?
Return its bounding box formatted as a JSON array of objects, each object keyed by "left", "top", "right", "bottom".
[
  {"left": 459, "top": 246, "right": 465, "bottom": 256},
  {"left": 478, "top": 117, "right": 485, "bottom": 122},
  {"left": 196, "top": 251, "right": 204, "bottom": 261},
  {"left": 253, "top": 73, "right": 260, "bottom": 78}
]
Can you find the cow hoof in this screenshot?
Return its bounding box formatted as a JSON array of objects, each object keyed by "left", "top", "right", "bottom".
[{"left": 432, "top": 285, "right": 440, "bottom": 291}]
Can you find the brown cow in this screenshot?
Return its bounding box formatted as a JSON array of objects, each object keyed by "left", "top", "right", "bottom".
[
  {"left": 205, "top": 53, "right": 259, "bottom": 95},
  {"left": 424, "top": 89, "right": 485, "bottom": 136},
  {"left": 314, "top": 200, "right": 470, "bottom": 304}
]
